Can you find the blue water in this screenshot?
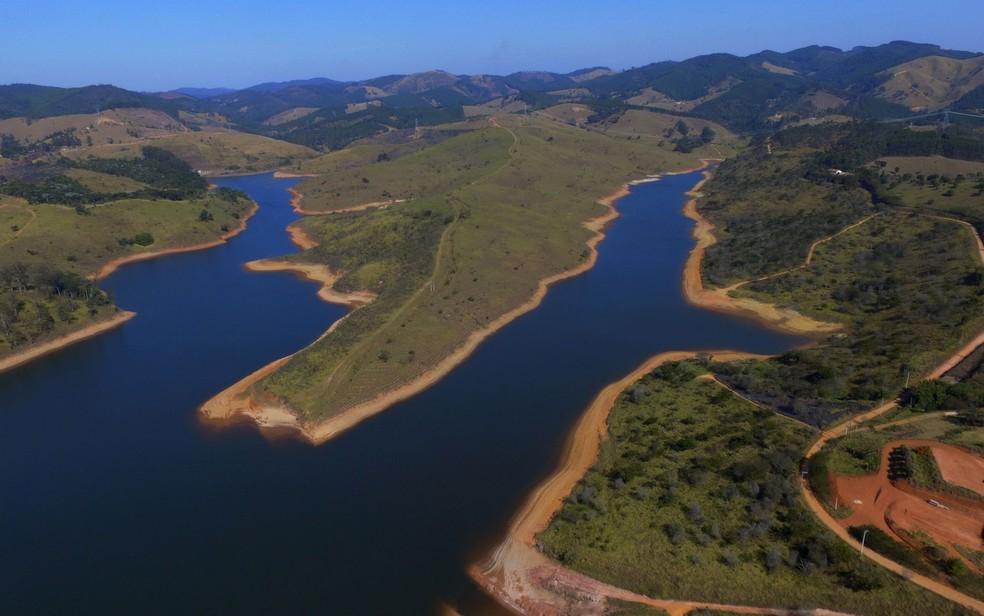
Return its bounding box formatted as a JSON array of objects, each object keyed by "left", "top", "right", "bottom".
[{"left": 0, "top": 171, "right": 800, "bottom": 614}]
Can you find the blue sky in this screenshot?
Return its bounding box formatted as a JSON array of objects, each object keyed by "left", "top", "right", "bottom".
[{"left": 3, "top": 0, "right": 982, "bottom": 91}]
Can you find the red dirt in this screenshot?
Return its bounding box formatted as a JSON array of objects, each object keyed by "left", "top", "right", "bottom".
[
  {"left": 933, "top": 444, "right": 984, "bottom": 498},
  {"left": 831, "top": 440, "right": 984, "bottom": 570}
]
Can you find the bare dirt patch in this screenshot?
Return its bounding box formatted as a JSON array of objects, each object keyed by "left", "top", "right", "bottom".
[
  {"left": 832, "top": 440, "right": 984, "bottom": 566},
  {"left": 933, "top": 445, "right": 984, "bottom": 498}
]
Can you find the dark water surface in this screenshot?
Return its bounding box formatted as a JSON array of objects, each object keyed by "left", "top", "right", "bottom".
[{"left": 0, "top": 171, "right": 801, "bottom": 614}]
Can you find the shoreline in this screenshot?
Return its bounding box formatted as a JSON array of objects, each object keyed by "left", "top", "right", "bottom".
[
  {"left": 245, "top": 259, "right": 377, "bottom": 308},
  {"left": 199, "top": 165, "right": 706, "bottom": 445},
  {"left": 470, "top": 350, "right": 774, "bottom": 615},
  {"left": 0, "top": 311, "right": 136, "bottom": 376},
  {"left": 3, "top": 199, "right": 260, "bottom": 374},
  {"left": 679, "top": 169, "right": 841, "bottom": 337},
  {"left": 285, "top": 183, "right": 406, "bottom": 216},
  {"left": 199, "top": 225, "right": 376, "bottom": 430},
  {"left": 93, "top": 200, "right": 259, "bottom": 280}
]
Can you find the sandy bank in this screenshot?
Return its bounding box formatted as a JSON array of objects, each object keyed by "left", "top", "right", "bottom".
[
  {"left": 272, "top": 171, "right": 316, "bottom": 179},
  {"left": 286, "top": 183, "right": 406, "bottom": 216},
  {"left": 199, "top": 257, "right": 376, "bottom": 429},
  {"left": 0, "top": 311, "right": 136, "bottom": 375},
  {"left": 93, "top": 201, "right": 258, "bottom": 280},
  {"left": 286, "top": 224, "right": 319, "bottom": 250},
  {"left": 245, "top": 259, "right": 376, "bottom": 308},
  {"left": 680, "top": 170, "right": 841, "bottom": 336},
  {"left": 471, "top": 350, "right": 777, "bottom": 615}
]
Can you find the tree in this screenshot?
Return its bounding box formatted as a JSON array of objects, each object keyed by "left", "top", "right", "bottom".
[
  {"left": 675, "top": 120, "right": 690, "bottom": 136},
  {"left": 0, "top": 292, "right": 19, "bottom": 338},
  {"left": 700, "top": 126, "right": 716, "bottom": 144},
  {"left": 199, "top": 209, "right": 214, "bottom": 222}
]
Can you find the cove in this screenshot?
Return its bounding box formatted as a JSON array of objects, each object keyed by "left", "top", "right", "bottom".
[{"left": 0, "top": 170, "right": 802, "bottom": 614}]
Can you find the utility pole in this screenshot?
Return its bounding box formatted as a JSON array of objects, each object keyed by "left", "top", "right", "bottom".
[{"left": 859, "top": 528, "right": 870, "bottom": 557}]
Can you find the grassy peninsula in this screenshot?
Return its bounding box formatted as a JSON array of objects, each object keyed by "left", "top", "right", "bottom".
[
  {"left": 537, "top": 361, "right": 968, "bottom": 615},
  {"left": 205, "top": 112, "right": 731, "bottom": 437}
]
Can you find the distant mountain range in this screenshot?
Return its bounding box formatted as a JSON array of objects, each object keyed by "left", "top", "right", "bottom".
[
  {"left": 2, "top": 41, "right": 982, "bottom": 150},
  {"left": 169, "top": 87, "right": 237, "bottom": 99}
]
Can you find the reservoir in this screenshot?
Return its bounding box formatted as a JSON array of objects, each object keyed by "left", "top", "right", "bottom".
[{"left": 0, "top": 170, "right": 801, "bottom": 614}]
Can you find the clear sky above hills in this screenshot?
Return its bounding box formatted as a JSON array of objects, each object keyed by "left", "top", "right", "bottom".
[{"left": 5, "top": 0, "right": 983, "bottom": 91}]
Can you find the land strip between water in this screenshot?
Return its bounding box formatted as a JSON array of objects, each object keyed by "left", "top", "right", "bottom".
[
  {"left": 201, "top": 172, "right": 661, "bottom": 443},
  {"left": 471, "top": 165, "right": 984, "bottom": 614}
]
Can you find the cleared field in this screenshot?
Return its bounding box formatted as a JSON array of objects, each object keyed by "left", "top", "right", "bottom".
[
  {"left": 65, "top": 168, "right": 147, "bottom": 193},
  {"left": 603, "top": 109, "right": 737, "bottom": 144},
  {"left": 626, "top": 81, "right": 736, "bottom": 112},
  {"left": 463, "top": 97, "right": 526, "bottom": 118},
  {"left": 539, "top": 103, "right": 594, "bottom": 126},
  {"left": 0, "top": 107, "right": 186, "bottom": 147},
  {"left": 233, "top": 114, "right": 714, "bottom": 428},
  {"left": 64, "top": 130, "right": 317, "bottom": 174},
  {"left": 879, "top": 156, "right": 984, "bottom": 177},
  {"left": 536, "top": 362, "right": 966, "bottom": 615},
  {"left": 294, "top": 127, "right": 511, "bottom": 211},
  {"left": 263, "top": 107, "right": 319, "bottom": 126}
]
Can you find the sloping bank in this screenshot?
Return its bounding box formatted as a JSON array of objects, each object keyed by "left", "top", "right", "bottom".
[{"left": 680, "top": 168, "right": 840, "bottom": 336}]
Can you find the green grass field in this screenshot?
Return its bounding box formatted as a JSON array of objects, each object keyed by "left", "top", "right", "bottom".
[
  {"left": 65, "top": 168, "right": 147, "bottom": 193},
  {"left": 536, "top": 362, "right": 969, "bottom": 615},
  {"left": 247, "top": 114, "right": 719, "bottom": 422},
  {"left": 293, "top": 126, "right": 511, "bottom": 211},
  {"left": 875, "top": 156, "right": 984, "bottom": 229}
]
